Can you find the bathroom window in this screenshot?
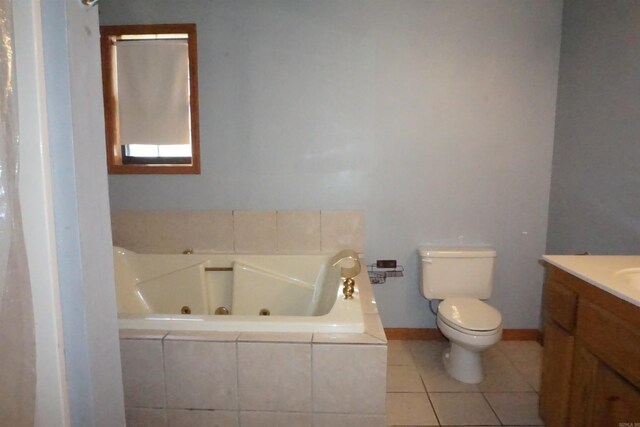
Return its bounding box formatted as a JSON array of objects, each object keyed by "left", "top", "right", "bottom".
[{"left": 100, "top": 24, "right": 200, "bottom": 174}]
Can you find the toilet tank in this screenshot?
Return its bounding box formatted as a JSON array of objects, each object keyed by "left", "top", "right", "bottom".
[{"left": 418, "top": 247, "right": 496, "bottom": 299}]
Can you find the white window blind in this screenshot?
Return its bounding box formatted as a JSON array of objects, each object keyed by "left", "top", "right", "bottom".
[{"left": 116, "top": 39, "right": 191, "bottom": 145}]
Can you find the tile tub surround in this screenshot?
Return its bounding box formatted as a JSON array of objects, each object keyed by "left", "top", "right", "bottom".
[
  {"left": 119, "top": 321, "right": 387, "bottom": 427},
  {"left": 111, "top": 210, "right": 364, "bottom": 255}
]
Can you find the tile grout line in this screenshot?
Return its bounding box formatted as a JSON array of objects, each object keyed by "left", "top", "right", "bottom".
[
  {"left": 415, "top": 341, "right": 442, "bottom": 426},
  {"left": 387, "top": 340, "right": 544, "bottom": 427},
  {"left": 480, "top": 391, "right": 505, "bottom": 426},
  {"left": 423, "top": 379, "right": 442, "bottom": 426}
]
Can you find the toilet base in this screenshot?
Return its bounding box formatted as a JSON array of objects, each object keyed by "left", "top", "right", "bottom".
[{"left": 442, "top": 342, "right": 484, "bottom": 384}]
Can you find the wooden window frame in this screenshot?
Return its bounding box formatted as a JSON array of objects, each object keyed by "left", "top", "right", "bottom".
[{"left": 100, "top": 23, "right": 201, "bottom": 175}]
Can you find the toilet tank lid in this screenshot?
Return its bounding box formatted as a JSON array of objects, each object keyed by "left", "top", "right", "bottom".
[{"left": 418, "top": 247, "right": 496, "bottom": 258}]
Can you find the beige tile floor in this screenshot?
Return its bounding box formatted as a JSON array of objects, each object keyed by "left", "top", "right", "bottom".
[{"left": 386, "top": 340, "right": 545, "bottom": 426}]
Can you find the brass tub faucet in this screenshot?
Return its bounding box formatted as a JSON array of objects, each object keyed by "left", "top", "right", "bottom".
[{"left": 330, "top": 249, "right": 361, "bottom": 299}]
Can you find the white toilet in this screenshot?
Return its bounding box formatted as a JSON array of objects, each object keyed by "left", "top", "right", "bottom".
[{"left": 418, "top": 247, "right": 502, "bottom": 384}]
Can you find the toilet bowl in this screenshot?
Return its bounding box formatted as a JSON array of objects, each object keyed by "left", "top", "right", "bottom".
[{"left": 437, "top": 297, "right": 502, "bottom": 383}]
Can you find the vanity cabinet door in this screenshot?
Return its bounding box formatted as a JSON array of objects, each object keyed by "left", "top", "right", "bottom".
[
  {"left": 591, "top": 362, "right": 640, "bottom": 427},
  {"left": 570, "top": 343, "right": 640, "bottom": 427},
  {"left": 540, "top": 320, "right": 575, "bottom": 427},
  {"left": 577, "top": 299, "right": 640, "bottom": 385},
  {"left": 569, "top": 343, "right": 598, "bottom": 427}
]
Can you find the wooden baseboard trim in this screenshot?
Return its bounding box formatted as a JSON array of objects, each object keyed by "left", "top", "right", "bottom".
[
  {"left": 502, "top": 328, "right": 542, "bottom": 343},
  {"left": 384, "top": 328, "right": 446, "bottom": 341},
  {"left": 384, "top": 328, "right": 542, "bottom": 343}
]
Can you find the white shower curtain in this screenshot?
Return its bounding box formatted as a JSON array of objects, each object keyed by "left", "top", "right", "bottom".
[{"left": 0, "top": 0, "right": 36, "bottom": 425}]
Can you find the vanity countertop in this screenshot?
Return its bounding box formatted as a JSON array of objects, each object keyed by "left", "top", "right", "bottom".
[{"left": 542, "top": 255, "right": 640, "bottom": 308}]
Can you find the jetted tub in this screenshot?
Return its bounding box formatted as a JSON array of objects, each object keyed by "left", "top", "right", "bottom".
[{"left": 113, "top": 247, "right": 366, "bottom": 333}]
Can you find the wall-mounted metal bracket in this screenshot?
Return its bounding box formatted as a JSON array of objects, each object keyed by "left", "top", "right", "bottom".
[{"left": 367, "top": 261, "right": 404, "bottom": 284}]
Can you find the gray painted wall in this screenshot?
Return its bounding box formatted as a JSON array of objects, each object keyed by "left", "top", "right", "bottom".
[
  {"left": 102, "top": 0, "right": 562, "bottom": 328},
  {"left": 547, "top": 0, "right": 640, "bottom": 255}
]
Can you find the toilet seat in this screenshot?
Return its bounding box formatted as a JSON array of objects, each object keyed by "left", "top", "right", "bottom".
[{"left": 438, "top": 297, "right": 502, "bottom": 335}]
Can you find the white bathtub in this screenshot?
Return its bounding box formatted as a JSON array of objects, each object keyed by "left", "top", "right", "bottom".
[{"left": 113, "top": 247, "right": 366, "bottom": 333}]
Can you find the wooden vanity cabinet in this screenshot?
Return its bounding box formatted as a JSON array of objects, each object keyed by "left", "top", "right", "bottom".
[
  {"left": 540, "top": 265, "right": 640, "bottom": 427},
  {"left": 539, "top": 320, "right": 574, "bottom": 426},
  {"left": 540, "top": 278, "right": 577, "bottom": 427},
  {"left": 571, "top": 344, "right": 640, "bottom": 427}
]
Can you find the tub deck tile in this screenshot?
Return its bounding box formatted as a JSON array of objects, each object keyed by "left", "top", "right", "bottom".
[
  {"left": 238, "top": 332, "right": 312, "bottom": 343},
  {"left": 364, "top": 313, "right": 388, "bottom": 343},
  {"left": 165, "top": 331, "right": 240, "bottom": 342},
  {"left": 356, "top": 274, "right": 379, "bottom": 315},
  {"left": 313, "top": 332, "right": 386, "bottom": 345},
  {"left": 120, "top": 329, "right": 169, "bottom": 340}
]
